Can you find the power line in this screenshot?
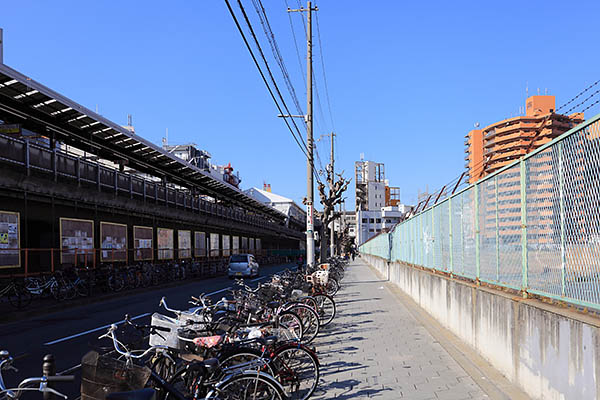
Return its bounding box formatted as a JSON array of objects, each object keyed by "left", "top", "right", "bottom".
[
  {"left": 284, "top": 0, "right": 307, "bottom": 89},
  {"left": 252, "top": 0, "right": 304, "bottom": 117},
  {"left": 314, "top": 2, "right": 336, "bottom": 131},
  {"left": 557, "top": 79, "right": 600, "bottom": 112},
  {"left": 223, "top": 0, "right": 322, "bottom": 184},
  {"left": 564, "top": 88, "right": 600, "bottom": 115}
]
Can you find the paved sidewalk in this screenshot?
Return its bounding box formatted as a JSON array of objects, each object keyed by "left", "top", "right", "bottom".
[{"left": 312, "top": 259, "right": 489, "bottom": 399}]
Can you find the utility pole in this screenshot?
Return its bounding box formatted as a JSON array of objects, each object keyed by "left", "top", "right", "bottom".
[
  {"left": 288, "top": 1, "right": 318, "bottom": 267},
  {"left": 329, "top": 131, "right": 335, "bottom": 258},
  {"left": 0, "top": 28, "right": 4, "bottom": 65}
]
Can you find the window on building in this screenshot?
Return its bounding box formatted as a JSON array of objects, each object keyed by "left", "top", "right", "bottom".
[
  {"left": 369, "top": 218, "right": 375, "bottom": 224},
  {"left": 362, "top": 218, "right": 368, "bottom": 223},
  {"left": 386, "top": 219, "right": 391, "bottom": 223},
  {"left": 376, "top": 229, "right": 381, "bottom": 232},
  {"left": 376, "top": 218, "right": 381, "bottom": 223},
  {"left": 369, "top": 229, "right": 374, "bottom": 232}
]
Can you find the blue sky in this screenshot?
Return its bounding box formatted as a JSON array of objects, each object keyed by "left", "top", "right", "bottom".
[{"left": 2, "top": 1, "right": 599, "bottom": 208}]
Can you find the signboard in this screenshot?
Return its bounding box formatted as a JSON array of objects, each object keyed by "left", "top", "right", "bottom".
[
  {"left": 307, "top": 204, "right": 314, "bottom": 233},
  {"left": 157, "top": 228, "right": 174, "bottom": 260},
  {"left": 178, "top": 230, "right": 191, "bottom": 259},
  {"left": 210, "top": 233, "right": 219, "bottom": 257},
  {"left": 194, "top": 232, "right": 206, "bottom": 257},
  {"left": 60, "top": 218, "right": 94, "bottom": 265},
  {"left": 134, "top": 226, "right": 153, "bottom": 261},
  {"left": 232, "top": 236, "right": 240, "bottom": 255},
  {"left": 100, "top": 222, "right": 127, "bottom": 262},
  {"left": 222, "top": 235, "right": 230, "bottom": 257},
  {"left": 0, "top": 211, "right": 20, "bottom": 268},
  {"left": 0, "top": 124, "right": 22, "bottom": 135}
]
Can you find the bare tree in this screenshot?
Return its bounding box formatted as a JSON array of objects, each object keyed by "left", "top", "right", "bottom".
[{"left": 317, "top": 170, "right": 351, "bottom": 262}]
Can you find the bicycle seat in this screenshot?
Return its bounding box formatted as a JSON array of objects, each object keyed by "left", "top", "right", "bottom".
[
  {"left": 106, "top": 388, "right": 156, "bottom": 400},
  {"left": 203, "top": 357, "right": 219, "bottom": 373},
  {"left": 267, "top": 301, "right": 280, "bottom": 309},
  {"left": 193, "top": 335, "right": 223, "bottom": 348},
  {"left": 259, "top": 335, "right": 278, "bottom": 346}
]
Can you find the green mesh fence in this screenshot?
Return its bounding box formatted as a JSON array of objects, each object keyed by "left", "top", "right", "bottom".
[{"left": 360, "top": 113, "right": 600, "bottom": 310}]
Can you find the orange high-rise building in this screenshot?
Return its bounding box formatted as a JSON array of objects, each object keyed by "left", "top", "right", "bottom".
[{"left": 465, "top": 95, "right": 584, "bottom": 183}]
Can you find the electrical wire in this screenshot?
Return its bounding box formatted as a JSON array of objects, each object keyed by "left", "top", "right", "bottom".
[
  {"left": 284, "top": 0, "right": 307, "bottom": 89},
  {"left": 314, "top": 1, "right": 336, "bottom": 131},
  {"left": 252, "top": 0, "right": 304, "bottom": 117},
  {"left": 223, "top": 0, "right": 322, "bottom": 185},
  {"left": 557, "top": 79, "right": 600, "bottom": 112}
]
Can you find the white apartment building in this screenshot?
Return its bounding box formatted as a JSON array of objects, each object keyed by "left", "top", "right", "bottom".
[{"left": 355, "top": 159, "right": 412, "bottom": 245}]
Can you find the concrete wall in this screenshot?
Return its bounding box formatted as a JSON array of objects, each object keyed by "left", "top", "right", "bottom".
[{"left": 361, "top": 254, "right": 600, "bottom": 400}]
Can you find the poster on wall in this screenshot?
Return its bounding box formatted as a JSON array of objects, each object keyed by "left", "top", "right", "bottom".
[
  {"left": 0, "top": 211, "right": 20, "bottom": 268},
  {"left": 178, "top": 230, "right": 191, "bottom": 259},
  {"left": 134, "top": 226, "right": 153, "bottom": 261},
  {"left": 222, "top": 235, "right": 230, "bottom": 257},
  {"left": 60, "top": 218, "right": 94, "bottom": 265},
  {"left": 210, "top": 233, "right": 219, "bottom": 257},
  {"left": 100, "top": 222, "right": 127, "bottom": 262},
  {"left": 157, "top": 228, "right": 173, "bottom": 260},
  {"left": 194, "top": 232, "right": 206, "bottom": 257},
  {"left": 232, "top": 236, "right": 239, "bottom": 255}
]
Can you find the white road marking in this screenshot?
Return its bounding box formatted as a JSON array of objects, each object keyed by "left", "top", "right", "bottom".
[
  {"left": 44, "top": 313, "right": 151, "bottom": 346},
  {"left": 206, "top": 287, "right": 231, "bottom": 296},
  {"left": 250, "top": 276, "right": 269, "bottom": 282}
]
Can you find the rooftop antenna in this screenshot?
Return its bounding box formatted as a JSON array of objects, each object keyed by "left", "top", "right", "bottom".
[
  {"left": 360, "top": 152, "right": 364, "bottom": 161},
  {"left": 127, "top": 114, "right": 132, "bottom": 127},
  {"left": 95, "top": 104, "right": 98, "bottom": 114},
  {"left": 537, "top": 88, "right": 540, "bottom": 95}
]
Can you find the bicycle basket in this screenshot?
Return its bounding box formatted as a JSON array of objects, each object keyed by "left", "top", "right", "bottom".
[
  {"left": 80, "top": 351, "right": 151, "bottom": 400},
  {"left": 148, "top": 313, "right": 180, "bottom": 350},
  {"left": 311, "top": 270, "right": 329, "bottom": 286}
]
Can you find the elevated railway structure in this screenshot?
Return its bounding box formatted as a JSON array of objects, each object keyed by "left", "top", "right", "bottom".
[{"left": 0, "top": 62, "right": 303, "bottom": 273}]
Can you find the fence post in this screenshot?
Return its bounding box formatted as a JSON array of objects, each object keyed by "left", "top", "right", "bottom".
[
  {"left": 495, "top": 176, "right": 500, "bottom": 282},
  {"left": 24, "top": 249, "right": 28, "bottom": 277},
  {"left": 475, "top": 183, "right": 480, "bottom": 282},
  {"left": 559, "top": 142, "right": 566, "bottom": 296},
  {"left": 520, "top": 159, "right": 528, "bottom": 297},
  {"left": 431, "top": 208, "right": 435, "bottom": 269},
  {"left": 449, "top": 197, "right": 453, "bottom": 275},
  {"left": 460, "top": 193, "right": 464, "bottom": 276}
]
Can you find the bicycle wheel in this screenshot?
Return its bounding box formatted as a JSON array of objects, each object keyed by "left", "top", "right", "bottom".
[
  {"left": 219, "top": 347, "right": 275, "bottom": 377},
  {"left": 326, "top": 278, "right": 339, "bottom": 296},
  {"left": 278, "top": 311, "right": 304, "bottom": 342},
  {"left": 75, "top": 279, "right": 90, "bottom": 297},
  {"left": 108, "top": 273, "right": 125, "bottom": 292},
  {"left": 7, "top": 283, "right": 32, "bottom": 309},
  {"left": 283, "top": 303, "right": 320, "bottom": 344},
  {"left": 166, "top": 365, "right": 205, "bottom": 400},
  {"left": 270, "top": 344, "right": 319, "bottom": 400},
  {"left": 206, "top": 371, "right": 286, "bottom": 400},
  {"left": 313, "top": 294, "right": 336, "bottom": 326}
]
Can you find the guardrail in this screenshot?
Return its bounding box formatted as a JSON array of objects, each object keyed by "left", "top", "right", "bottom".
[
  {"left": 0, "top": 133, "right": 301, "bottom": 237},
  {"left": 0, "top": 247, "right": 300, "bottom": 277},
  {"left": 361, "top": 112, "right": 600, "bottom": 311}
]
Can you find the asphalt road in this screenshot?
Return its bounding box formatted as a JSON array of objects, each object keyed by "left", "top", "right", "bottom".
[{"left": 0, "top": 263, "right": 295, "bottom": 399}]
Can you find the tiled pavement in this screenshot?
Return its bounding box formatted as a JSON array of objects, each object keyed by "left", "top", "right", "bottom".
[{"left": 311, "top": 259, "right": 491, "bottom": 399}]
